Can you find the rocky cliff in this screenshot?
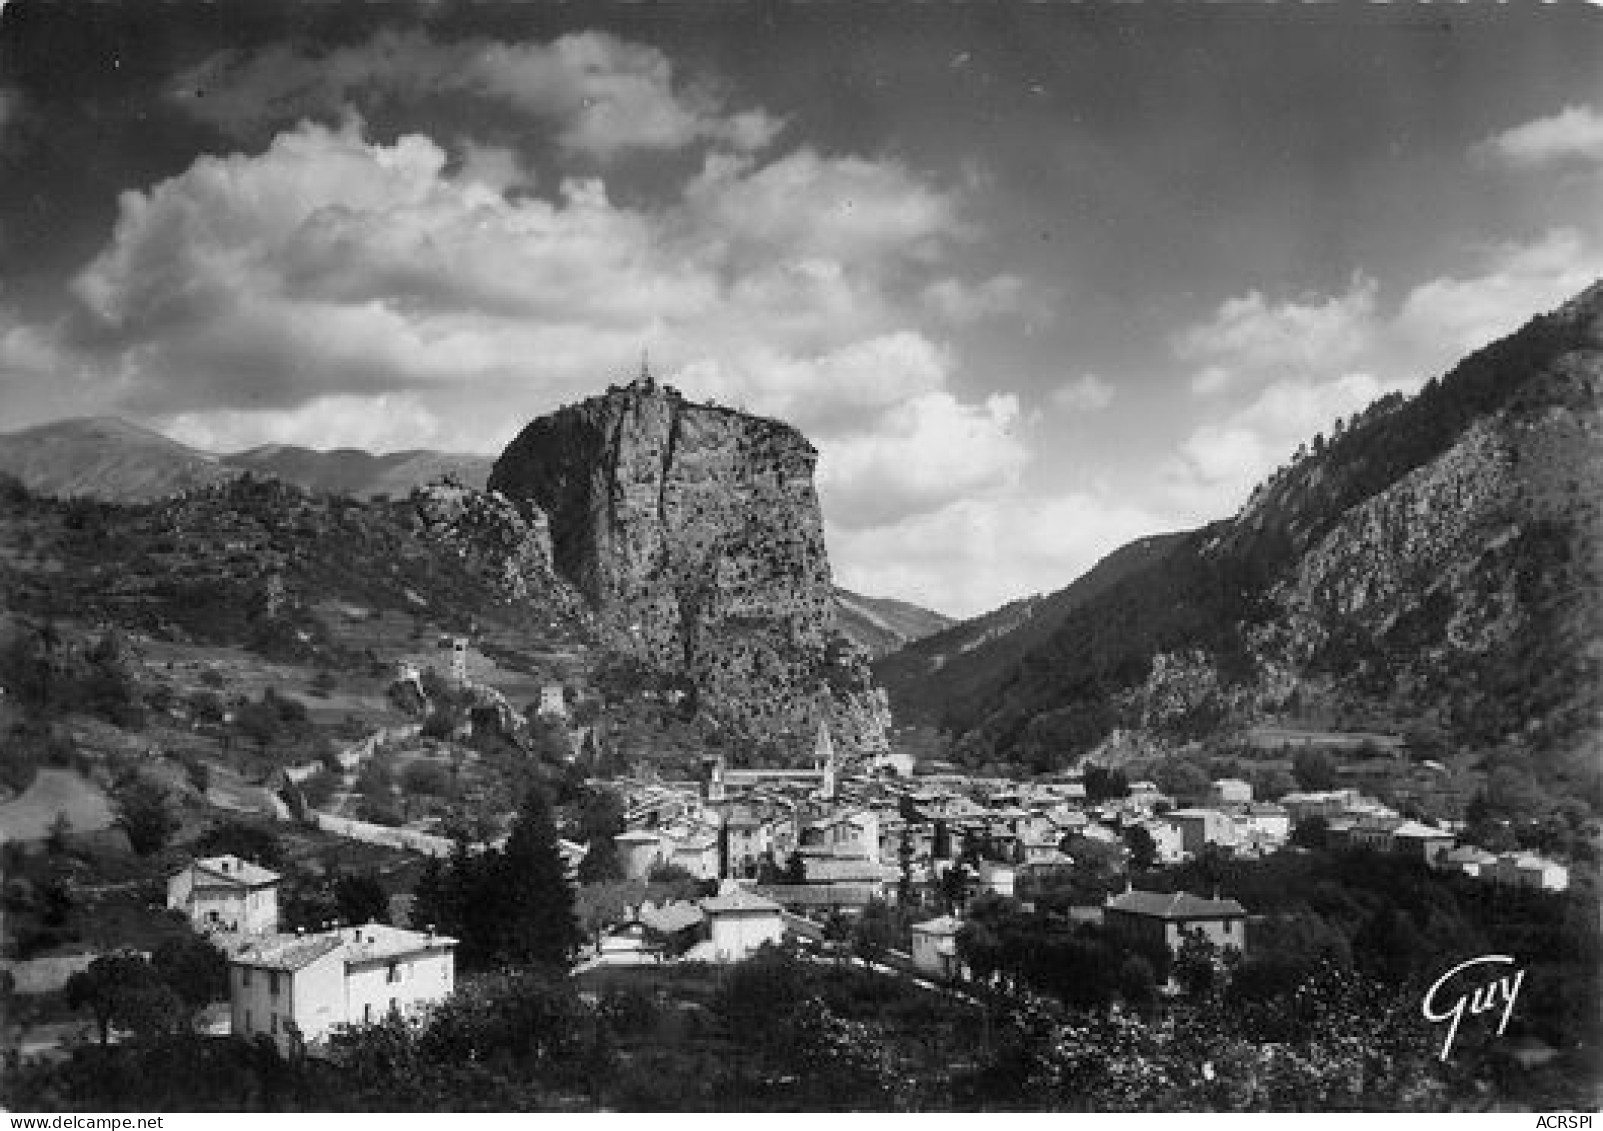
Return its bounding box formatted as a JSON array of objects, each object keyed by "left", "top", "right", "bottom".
[{"left": 489, "top": 376, "right": 889, "bottom": 757}]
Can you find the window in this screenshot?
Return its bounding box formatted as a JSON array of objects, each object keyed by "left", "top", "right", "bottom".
[
  {"left": 269, "top": 972, "right": 280, "bottom": 996},
  {"left": 363, "top": 1003, "right": 372, "bottom": 1024},
  {"left": 386, "top": 961, "right": 400, "bottom": 984},
  {"left": 242, "top": 967, "right": 252, "bottom": 987},
  {"left": 270, "top": 1013, "right": 278, "bottom": 1035},
  {"left": 245, "top": 1010, "right": 252, "bottom": 1031}
]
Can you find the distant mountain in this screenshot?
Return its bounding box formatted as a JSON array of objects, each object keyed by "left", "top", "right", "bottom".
[
  {"left": 221, "top": 445, "right": 493, "bottom": 498},
  {"left": 0, "top": 417, "right": 236, "bottom": 502},
  {"left": 873, "top": 531, "right": 1188, "bottom": 725},
  {"left": 0, "top": 418, "right": 493, "bottom": 503},
  {"left": 900, "top": 280, "right": 1603, "bottom": 794},
  {"left": 832, "top": 586, "right": 955, "bottom": 658}
]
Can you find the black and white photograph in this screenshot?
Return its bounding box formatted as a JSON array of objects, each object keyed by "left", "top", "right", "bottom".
[{"left": 0, "top": 0, "right": 1599, "bottom": 1115}]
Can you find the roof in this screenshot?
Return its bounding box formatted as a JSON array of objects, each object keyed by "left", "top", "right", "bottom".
[
  {"left": 230, "top": 924, "right": 458, "bottom": 972},
  {"left": 639, "top": 901, "right": 705, "bottom": 934},
  {"left": 615, "top": 830, "right": 663, "bottom": 843},
  {"left": 229, "top": 934, "right": 344, "bottom": 972},
  {"left": 190, "top": 855, "right": 280, "bottom": 888},
  {"left": 700, "top": 888, "right": 783, "bottom": 915},
  {"left": 1392, "top": 821, "right": 1453, "bottom": 839},
  {"left": 338, "top": 924, "right": 458, "bottom": 966},
  {"left": 754, "top": 884, "right": 882, "bottom": 908},
  {"left": 1105, "top": 890, "right": 1246, "bottom": 920}
]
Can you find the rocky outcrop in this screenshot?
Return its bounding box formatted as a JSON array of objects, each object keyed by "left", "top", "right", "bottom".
[
  {"left": 409, "top": 480, "right": 568, "bottom": 606},
  {"left": 489, "top": 376, "right": 888, "bottom": 757}
]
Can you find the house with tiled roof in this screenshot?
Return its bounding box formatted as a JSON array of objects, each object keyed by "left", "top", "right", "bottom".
[
  {"left": 228, "top": 923, "right": 456, "bottom": 1054},
  {"left": 697, "top": 883, "right": 786, "bottom": 962},
  {"left": 167, "top": 855, "right": 281, "bottom": 936},
  {"left": 1103, "top": 888, "right": 1248, "bottom": 960}
]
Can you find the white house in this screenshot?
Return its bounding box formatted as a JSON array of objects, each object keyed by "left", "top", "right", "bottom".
[
  {"left": 698, "top": 885, "right": 786, "bottom": 963},
  {"left": 1491, "top": 852, "right": 1570, "bottom": 892},
  {"left": 910, "top": 915, "right": 964, "bottom": 980},
  {"left": 167, "top": 855, "right": 281, "bottom": 936},
  {"left": 229, "top": 924, "right": 457, "bottom": 1054},
  {"left": 1210, "top": 779, "right": 1253, "bottom": 806}
]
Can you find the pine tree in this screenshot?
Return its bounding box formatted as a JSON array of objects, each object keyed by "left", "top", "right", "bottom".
[{"left": 493, "top": 788, "right": 582, "bottom": 969}]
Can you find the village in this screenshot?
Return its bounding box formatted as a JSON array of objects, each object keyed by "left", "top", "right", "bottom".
[{"left": 127, "top": 707, "right": 1572, "bottom": 1060}]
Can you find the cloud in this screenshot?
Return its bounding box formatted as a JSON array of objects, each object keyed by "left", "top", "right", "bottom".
[
  {"left": 922, "top": 273, "right": 1032, "bottom": 323},
  {"left": 1160, "top": 228, "right": 1603, "bottom": 518},
  {"left": 1474, "top": 104, "right": 1603, "bottom": 170},
  {"left": 169, "top": 29, "right": 782, "bottom": 158},
  {"left": 1176, "top": 276, "right": 1378, "bottom": 396},
  {"left": 829, "top": 489, "right": 1170, "bottom": 619},
  {"left": 1050, "top": 373, "right": 1115, "bottom": 413},
  {"left": 161, "top": 394, "right": 445, "bottom": 455},
  {"left": 817, "top": 391, "right": 1026, "bottom": 530},
  {"left": 1159, "top": 371, "right": 1402, "bottom": 518},
  {"left": 55, "top": 114, "right": 1031, "bottom": 506},
  {"left": 683, "top": 150, "right": 955, "bottom": 268}
]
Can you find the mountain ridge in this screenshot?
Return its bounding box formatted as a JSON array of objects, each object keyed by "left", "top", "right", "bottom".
[{"left": 912, "top": 279, "right": 1602, "bottom": 796}]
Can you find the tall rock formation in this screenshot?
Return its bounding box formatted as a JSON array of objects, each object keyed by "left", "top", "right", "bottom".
[{"left": 489, "top": 373, "right": 889, "bottom": 757}]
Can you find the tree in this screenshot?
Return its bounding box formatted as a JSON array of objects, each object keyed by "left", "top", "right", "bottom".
[
  {"left": 66, "top": 951, "right": 176, "bottom": 1045},
  {"left": 896, "top": 825, "right": 917, "bottom": 907},
  {"left": 191, "top": 819, "right": 284, "bottom": 869},
  {"left": 1083, "top": 764, "right": 1130, "bottom": 802},
  {"left": 1117, "top": 953, "right": 1159, "bottom": 1008},
  {"left": 575, "top": 787, "right": 625, "bottom": 884},
  {"left": 780, "top": 851, "right": 808, "bottom": 886},
  {"left": 493, "top": 788, "right": 582, "bottom": 969},
  {"left": 335, "top": 871, "right": 390, "bottom": 927},
  {"left": 111, "top": 773, "right": 181, "bottom": 855},
  {"left": 151, "top": 934, "right": 229, "bottom": 1023},
  {"left": 1293, "top": 747, "right": 1338, "bottom": 791},
  {"left": 1156, "top": 759, "right": 1211, "bottom": 803},
  {"left": 1122, "top": 825, "right": 1158, "bottom": 872},
  {"left": 1172, "top": 928, "right": 1220, "bottom": 996},
  {"left": 939, "top": 861, "right": 973, "bottom": 914},
  {"left": 577, "top": 835, "right": 623, "bottom": 884}
]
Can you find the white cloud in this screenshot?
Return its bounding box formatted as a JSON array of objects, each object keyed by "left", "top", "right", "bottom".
[
  {"left": 1176, "top": 276, "right": 1378, "bottom": 395},
  {"left": 169, "top": 29, "right": 782, "bottom": 159},
  {"left": 818, "top": 391, "right": 1026, "bottom": 530},
  {"left": 1474, "top": 104, "right": 1603, "bottom": 169},
  {"left": 161, "top": 394, "right": 445, "bottom": 455},
  {"left": 922, "top": 273, "right": 1032, "bottom": 323},
  {"left": 829, "top": 489, "right": 1169, "bottom": 619},
  {"left": 51, "top": 113, "right": 1045, "bottom": 550},
  {"left": 1390, "top": 228, "right": 1603, "bottom": 362},
  {"left": 1050, "top": 373, "right": 1115, "bottom": 413},
  {"left": 1161, "top": 228, "right": 1602, "bottom": 519},
  {"left": 1159, "top": 371, "right": 1401, "bottom": 518}
]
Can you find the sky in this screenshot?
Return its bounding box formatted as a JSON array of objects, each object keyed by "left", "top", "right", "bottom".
[{"left": 1, "top": 2, "right": 1600, "bottom": 618}]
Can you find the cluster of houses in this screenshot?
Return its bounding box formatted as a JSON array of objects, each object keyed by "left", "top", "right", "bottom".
[
  {"left": 152, "top": 730, "right": 1571, "bottom": 1053},
  {"left": 165, "top": 854, "right": 457, "bottom": 1055}
]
